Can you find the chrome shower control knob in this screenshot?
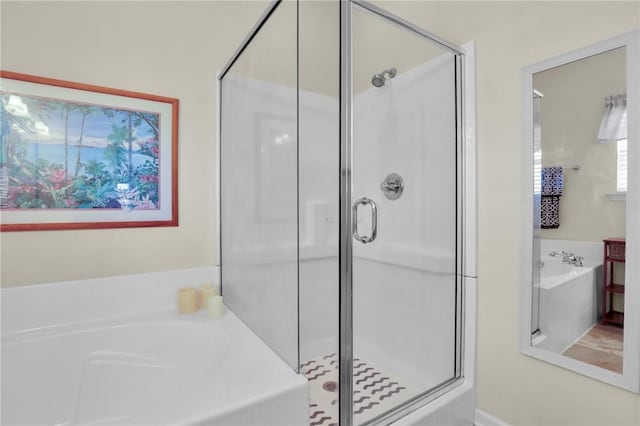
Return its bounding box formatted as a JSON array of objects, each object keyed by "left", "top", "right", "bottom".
[{"left": 380, "top": 173, "right": 404, "bottom": 200}]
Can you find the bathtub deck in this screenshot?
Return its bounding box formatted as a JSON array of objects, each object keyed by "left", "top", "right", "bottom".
[
  {"left": 1, "top": 308, "right": 309, "bottom": 426},
  {"left": 301, "top": 353, "right": 418, "bottom": 425}
]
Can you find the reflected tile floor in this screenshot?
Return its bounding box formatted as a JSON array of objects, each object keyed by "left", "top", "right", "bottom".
[
  {"left": 301, "top": 353, "right": 418, "bottom": 426},
  {"left": 562, "top": 324, "right": 623, "bottom": 373}
]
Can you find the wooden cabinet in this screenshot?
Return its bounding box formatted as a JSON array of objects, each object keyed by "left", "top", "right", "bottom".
[{"left": 602, "top": 238, "right": 625, "bottom": 327}]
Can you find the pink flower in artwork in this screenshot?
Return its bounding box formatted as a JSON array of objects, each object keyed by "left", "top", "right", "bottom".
[
  {"left": 133, "top": 195, "right": 156, "bottom": 210},
  {"left": 62, "top": 196, "right": 77, "bottom": 208},
  {"left": 140, "top": 174, "right": 158, "bottom": 183},
  {"left": 7, "top": 186, "right": 23, "bottom": 208},
  {"left": 19, "top": 184, "right": 34, "bottom": 194},
  {"left": 49, "top": 168, "right": 66, "bottom": 183},
  {"left": 145, "top": 138, "right": 159, "bottom": 157}
]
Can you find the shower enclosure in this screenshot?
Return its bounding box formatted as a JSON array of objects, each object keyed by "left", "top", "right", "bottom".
[{"left": 218, "top": 1, "right": 476, "bottom": 424}]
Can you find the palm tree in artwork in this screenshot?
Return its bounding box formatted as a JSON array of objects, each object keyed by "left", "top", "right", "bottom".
[
  {"left": 74, "top": 105, "right": 94, "bottom": 177},
  {"left": 104, "top": 124, "right": 127, "bottom": 178},
  {"left": 126, "top": 112, "right": 134, "bottom": 183},
  {"left": 61, "top": 103, "right": 71, "bottom": 180},
  {"left": 124, "top": 111, "right": 159, "bottom": 183}
]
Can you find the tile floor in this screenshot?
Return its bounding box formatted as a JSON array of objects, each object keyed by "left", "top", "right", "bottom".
[{"left": 562, "top": 324, "right": 623, "bottom": 373}]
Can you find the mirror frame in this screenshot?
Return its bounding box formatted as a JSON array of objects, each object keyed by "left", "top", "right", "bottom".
[{"left": 520, "top": 30, "right": 640, "bottom": 392}]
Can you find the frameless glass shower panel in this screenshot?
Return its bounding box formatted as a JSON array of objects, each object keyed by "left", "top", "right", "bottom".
[
  {"left": 297, "top": 1, "right": 341, "bottom": 420},
  {"left": 220, "top": 1, "right": 298, "bottom": 370},
  {"left": 351, "top": 5, "right": 461, "bottom": 423}
]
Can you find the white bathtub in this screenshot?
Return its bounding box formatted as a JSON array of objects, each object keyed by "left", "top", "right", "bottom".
[
  {"left": 534, "top": 256, "right": 602, "bottom": 353},
  {"left": 539, "top": 256, "right": 595, "bottom": 289},
  {"left": 1, "top": 268, "right": 308, "bottom": 426}
]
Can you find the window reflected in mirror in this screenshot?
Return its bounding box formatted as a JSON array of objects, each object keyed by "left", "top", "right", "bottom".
[{"left": 531, "top": 47, "right": 627, "bottom": 374}]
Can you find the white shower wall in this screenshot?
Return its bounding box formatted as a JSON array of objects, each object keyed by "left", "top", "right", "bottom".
[
  {"left": 222, "top": 72, "right": 340, "bottom": 368},
  {"left": 352, "top": 53, "right": 459, "bottom": 388},
  {"left": 221, "top": 72, "right": 299, "bottom": 369},
  {"left": 353, "top": 54, "right": 457, "bottom": 262},
  {"left": 222, "top": 53, "right": 460, "bottom": 385},
  {"left": 298, "top": 88, "right": 339, "bottom": 363},
  {"left": 301, "top": 53, "right": 459, "bottom": 384}
]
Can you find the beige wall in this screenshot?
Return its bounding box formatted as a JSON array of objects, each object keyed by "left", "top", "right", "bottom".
[
  {"left": 535, "top": 47, "right": 626, "bottom": 242},
  {"left": 0, "top": 1, "right": 266, "bottom": 286},
  {"left": 367, "top": 1, "right": 639, "bottom": 425},
  {"left": 2, "top": 1, "right": 640, "bottom": 425}
]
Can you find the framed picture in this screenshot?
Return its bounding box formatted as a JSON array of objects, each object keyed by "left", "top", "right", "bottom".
[{"left": 0, "top": 71, "right": 178, "bottom": 231}]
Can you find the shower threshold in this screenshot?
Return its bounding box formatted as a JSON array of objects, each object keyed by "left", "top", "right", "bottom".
[{"left": 301, "top": 353, "right": 419, "bottom": 425}]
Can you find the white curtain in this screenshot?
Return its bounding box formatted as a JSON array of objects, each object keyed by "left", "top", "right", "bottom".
[{"left": 598, "top": 94, "right": 627, "bottom": 143}]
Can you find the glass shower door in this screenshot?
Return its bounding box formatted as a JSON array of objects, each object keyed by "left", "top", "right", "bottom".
[{"left": 347, "top": 3, "right": 463, "bottom": 424}]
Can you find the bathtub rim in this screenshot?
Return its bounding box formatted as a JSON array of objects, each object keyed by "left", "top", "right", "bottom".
[{"left": 538, "top": 258, "right": 600, "bottom": 290}]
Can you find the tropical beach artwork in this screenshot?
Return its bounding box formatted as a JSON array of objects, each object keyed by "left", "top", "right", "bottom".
[
  {"left": 1, "top": 92, "right": 161, "bottom": 211},
  {"left": 0, "top": 71, "right": 178, "bottom": 231}
]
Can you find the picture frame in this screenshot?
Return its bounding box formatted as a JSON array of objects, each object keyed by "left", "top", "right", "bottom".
[{"left": 0, "top": 71, "right": 178, "bottom": 231}]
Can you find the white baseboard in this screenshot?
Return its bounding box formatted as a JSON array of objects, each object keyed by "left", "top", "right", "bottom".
[{"left": 475, "top": 409, "right": 510, "bottom": 426}]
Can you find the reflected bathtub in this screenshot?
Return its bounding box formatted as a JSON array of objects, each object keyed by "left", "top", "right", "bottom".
[{"left": 534, "top": 257, "right": 602, "bottom": 353}]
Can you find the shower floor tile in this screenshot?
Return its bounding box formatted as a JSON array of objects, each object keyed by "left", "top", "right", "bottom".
[{"left": 301, "top": 353, "right": 418, "bottom": 426}]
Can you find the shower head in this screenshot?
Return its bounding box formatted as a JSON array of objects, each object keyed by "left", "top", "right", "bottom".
[
  {"left": 371, "top": 67, "right": 397, "bottom": 88},
  {"left": 371, "top": 74, "right": 385, "bottom": 88}
]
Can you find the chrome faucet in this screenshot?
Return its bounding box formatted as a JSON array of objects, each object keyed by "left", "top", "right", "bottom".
[
  {"left": 549, "top": 251, "right": 583, "bottom": 267},
  {"left": 549, "top": 250, "right": 569, "bottom": 262}
]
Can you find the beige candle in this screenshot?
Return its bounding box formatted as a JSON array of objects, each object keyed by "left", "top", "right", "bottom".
[
  {"left": 207, "top": 295, "right": 225, "bottom": 320},
  {"left": 198, "top": 283, "right": 218, "bottom": 309},
  {"left": 177, "top": 287, "right": 198, "bottom": 314}
]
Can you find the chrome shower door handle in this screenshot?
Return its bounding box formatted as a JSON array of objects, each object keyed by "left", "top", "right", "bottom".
[{"left": 352, "top": 197, "right": 377, "bottom": 244}]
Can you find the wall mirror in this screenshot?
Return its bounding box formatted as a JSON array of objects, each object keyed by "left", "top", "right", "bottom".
[{"left": 521, "top": 30, "right": 640, "bottom": 392}]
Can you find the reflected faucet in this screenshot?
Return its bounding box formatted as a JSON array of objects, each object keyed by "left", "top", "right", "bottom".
[{"left": 549, "top": 251, "right": 583, "bottom": 267}]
